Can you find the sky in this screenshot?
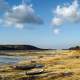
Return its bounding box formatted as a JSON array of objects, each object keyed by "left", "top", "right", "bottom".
[{"left": 0, "top": 0, "right": 80, "bottom": 49}]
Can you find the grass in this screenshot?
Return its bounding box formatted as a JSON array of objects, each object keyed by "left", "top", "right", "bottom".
[{"left": 0, "top": 50, "right": 80, "bottom": 80}]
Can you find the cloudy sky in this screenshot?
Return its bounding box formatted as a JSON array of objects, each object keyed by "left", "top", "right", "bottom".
[{"left": 0, "top": 0, "right": 80, "bottom": 49}]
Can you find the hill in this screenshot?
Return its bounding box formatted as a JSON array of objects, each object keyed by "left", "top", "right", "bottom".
[
  {"left": 0, "top": 45, "right": 41, "bottom": 50},
  {"left": 69, "top": 46, "right": 80, "bottom": 50}
]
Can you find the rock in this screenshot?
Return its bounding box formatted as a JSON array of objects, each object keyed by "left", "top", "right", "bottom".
[
  {"left": 35, "top": 64, "right": 44, "bottom": 68},
  {"left": 13, "top": 64, "right": 35, "bottom": 70},
  {"left": 60, "top": 72, "right": 73, "bottom": 77},
  {"left": 14, "top": 64, "right": 44, "bottom": 70},
  {"left": 38, "top": 71, "right": 73, "bottom": 79},
  {"left": 26, "top": 69, "right": 44, "bottom": 75},
  {"left": 17, "top": 76, "right": 37, "bottom": 80}
]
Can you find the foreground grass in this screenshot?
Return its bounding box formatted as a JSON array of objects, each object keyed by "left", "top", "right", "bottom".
[{"left": 0, "top": 50, "right": 80, "bottom": 80}]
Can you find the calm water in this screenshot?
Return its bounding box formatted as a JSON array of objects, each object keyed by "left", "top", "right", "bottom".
[{"left": 0, "top": 56, "right": 24, "bottom": 64}]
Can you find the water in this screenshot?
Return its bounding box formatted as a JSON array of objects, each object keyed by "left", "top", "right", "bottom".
[{"left": 0, "top": 56, "right": 24, "bottom": 64}]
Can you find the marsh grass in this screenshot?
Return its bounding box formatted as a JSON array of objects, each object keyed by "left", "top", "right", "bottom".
[{"left": 0, "top": 50, "right": 80, "bottom": 80}]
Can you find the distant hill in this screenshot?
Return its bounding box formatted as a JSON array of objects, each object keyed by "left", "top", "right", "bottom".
[
  {"left": 0, "top": 45, "right": 42, "bottom": 50},
  {"left": 69, "top": 46, "right": 80, "bottom": 50}
]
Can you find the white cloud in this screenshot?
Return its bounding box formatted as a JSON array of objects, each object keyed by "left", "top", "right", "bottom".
[
  {"left": 53, "top": 29, "right": 60, "bottom": 35},
  {"left": 15, "top": 24, "right": 24, "bottom": 29},
  {"left": 52, "top": 0, "right": 80, "bottom": 26},
  {"left": 52, "top": 17, "right": 63, "bottom": 26},
  {"left": 0, "top": 0, "right": 43, "bottom": 28}
]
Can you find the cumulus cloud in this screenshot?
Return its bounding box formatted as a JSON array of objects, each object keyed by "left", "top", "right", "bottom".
[
  {"left": 52, "top": 17, "right": 63, "bottom": 26},
  {"left": 0, "top": 0, "right": 43, "bottom": 28},
  {"left": 52, "top": 0, "right": 80, "bottom": 26}
]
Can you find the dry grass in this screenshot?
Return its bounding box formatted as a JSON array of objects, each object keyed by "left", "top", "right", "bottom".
[{"left": 0, "top": 50, "right": 80, "bottom": 80}]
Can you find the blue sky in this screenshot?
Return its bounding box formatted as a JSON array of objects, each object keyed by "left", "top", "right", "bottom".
[{"left": 0, "top": 0, "right": 80, "bottom": 49}]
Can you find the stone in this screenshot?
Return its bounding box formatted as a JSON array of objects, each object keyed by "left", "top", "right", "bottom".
[
  {"left": 13, "top": 64, "right": 35, "bottom": 70},
  {"left": 60, "top": 72, "right": 73, "bottom": 77},
  {"left": 13, "top": 64, "right": 44, "bottom": 70},
  {"left": 26, "top": 69, "right": 44, "bottom": 75}
]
